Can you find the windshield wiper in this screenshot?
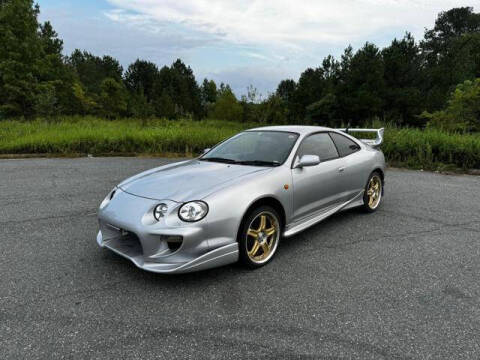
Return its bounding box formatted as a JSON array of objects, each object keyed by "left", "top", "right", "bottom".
[
  {"left": 200, "top": 157, "right": 237, "bottom": 164},
  {"left": 236, "top": 160, "right": 281, "bottom": 167}
]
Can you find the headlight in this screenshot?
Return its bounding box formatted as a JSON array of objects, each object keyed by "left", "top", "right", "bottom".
[
  {"left": 153, "top": 203, "right": 168, "bottom": 221},
  {"left": 99, "top": 187, "right": 117, "bottom": 209},
  {"left": 178, "top": 201, "right": 208, "bottom": 222}
]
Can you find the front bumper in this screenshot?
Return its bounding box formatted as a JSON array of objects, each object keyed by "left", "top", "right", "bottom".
[{"left": 97, "top": 189, "right": 238, "bottom": 274}]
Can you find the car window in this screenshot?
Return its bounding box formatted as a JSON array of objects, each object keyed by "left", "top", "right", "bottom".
[
  {"left": 202, "top": 131, "right": 299, "bottom": 165},
  {"left": 329, "top": 132, "right": 360, "bottom": 157},
  {"left": 297, "top": 133, "right": 339, "bottom": 161}
]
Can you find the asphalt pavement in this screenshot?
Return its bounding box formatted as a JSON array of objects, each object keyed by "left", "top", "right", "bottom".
[{"left": 1, "top": 157, "right": 480, "bottom": 359}]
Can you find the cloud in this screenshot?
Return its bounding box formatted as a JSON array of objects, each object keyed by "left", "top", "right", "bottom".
[
  {"left": 105, "top": 0, "right": 471, "bottom": 50},
  {"left": 38, "top": 4, "right": 218, "bottom": 69},
  {"left": 41, "top": 0, "right": 477, "bottom": 96}
]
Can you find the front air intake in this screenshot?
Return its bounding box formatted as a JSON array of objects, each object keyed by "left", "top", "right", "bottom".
[{"left": 160, "top": 235, "right": 183, "bottom": 253}]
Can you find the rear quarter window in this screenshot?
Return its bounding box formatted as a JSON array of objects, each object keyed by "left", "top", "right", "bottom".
[{"left": 329, "top": 132, "right": 360, "bottom": 157}]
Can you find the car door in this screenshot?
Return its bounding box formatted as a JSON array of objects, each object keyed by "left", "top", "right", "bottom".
[
  {"left": 291, "top": 132, "right": 347, "bottom": 222},
  {"left": 329, "top": 132, "right": 368, "bottom": 200}
]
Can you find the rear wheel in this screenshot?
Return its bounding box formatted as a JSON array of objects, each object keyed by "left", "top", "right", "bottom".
[
  {"left": 362, "top": 172, "right": 383, "bottom": 212},
  {"left": 238, "top": 206, "right": 281, "bottom": 269}
]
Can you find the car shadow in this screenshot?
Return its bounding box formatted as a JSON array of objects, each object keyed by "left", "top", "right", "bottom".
[
  {"left": 102, "top": 207, "right": 367, "bottom": 285},
  {"left": 279, "top": 207, "right": 363, "bottom": 252}
]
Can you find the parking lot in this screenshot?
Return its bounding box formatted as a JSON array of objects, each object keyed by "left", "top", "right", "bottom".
[{"left": 1, "top": 157, "right": 480, "bottom": 359}]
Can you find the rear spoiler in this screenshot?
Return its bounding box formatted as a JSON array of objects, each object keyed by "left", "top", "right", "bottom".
[{"left": 336, "top": 128, "right": 384, "bottom": 147}]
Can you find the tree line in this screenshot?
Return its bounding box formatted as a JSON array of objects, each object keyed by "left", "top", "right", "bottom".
[{"left": 1, "top": 0, "right": 479, "bottom": 131}]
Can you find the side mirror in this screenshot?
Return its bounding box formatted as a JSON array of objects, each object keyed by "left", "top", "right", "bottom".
[
  {"left": 294, "top": 154, "right": 320, "bottom": 168},
  {"left": 202, "top": 148, "right": 211, "bottom": 154}
]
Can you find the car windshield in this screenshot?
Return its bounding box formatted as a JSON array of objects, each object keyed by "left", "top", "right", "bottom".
[{"left": 200, "top": 131, "right": 299, "bottom": 166}]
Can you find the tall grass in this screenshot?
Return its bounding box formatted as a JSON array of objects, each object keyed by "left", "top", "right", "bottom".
[
  {"left": 382, "top": 126, "right": 480, "bottom": 170},
  {"left": 0, "top": 116, "right": 253, "bottom": 155},
  {"left": 0, "top": 116, "right": 479, "bottom": 170}
]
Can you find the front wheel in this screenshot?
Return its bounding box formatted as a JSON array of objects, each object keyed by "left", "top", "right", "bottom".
[
  {"left": 362, "top": 172, "right": 383, "bottom": 212},
  {"left": 238, "top": 206, "right": 281, "bottom": 269}
]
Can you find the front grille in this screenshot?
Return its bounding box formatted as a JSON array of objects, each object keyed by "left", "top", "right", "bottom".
[{"left": 121, "top": 231, "right": 142, "bottom": 250}]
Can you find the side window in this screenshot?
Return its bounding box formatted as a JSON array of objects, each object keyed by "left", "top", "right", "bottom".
[
  {"left": 297, "top": 133, "right": 339, "bottom": 161},
  {"left": 330, "top": 132, "right": 360, "bottom": 157}
]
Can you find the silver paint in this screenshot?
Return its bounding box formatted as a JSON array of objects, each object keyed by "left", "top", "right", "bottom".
[{"left": 97, "top": 126, "right": 386, "bottom": 273}]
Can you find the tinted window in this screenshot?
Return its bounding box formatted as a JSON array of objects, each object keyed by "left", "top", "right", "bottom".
[
  {"left": 297, "top": 133, "right": 339, "bottom": 161},
  {"left": 330, "top": 132, "right": 360, "bottom": 157}
]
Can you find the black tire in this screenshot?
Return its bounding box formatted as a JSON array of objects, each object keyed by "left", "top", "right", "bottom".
[
  {"left": 362, "top": 171, "right": 383, "bottom": 213},
  {"left": 238, "top": 206, "right": 282, "bottom": 269}
]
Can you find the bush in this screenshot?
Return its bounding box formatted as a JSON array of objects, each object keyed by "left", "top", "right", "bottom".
[
  {"left": 422, "top": 79, "right": 480, "bottom": 133},
  {"left": 0, "top": 117, "right": 479, "bottom": 170},
  {"left": 210, "top": 89, "right": 243, "bottom": 122},
  {"left": 382, "top": 126, "right": 480, "bottom": 169}
]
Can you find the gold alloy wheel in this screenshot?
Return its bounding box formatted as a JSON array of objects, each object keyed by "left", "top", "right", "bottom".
[
  {"left": 367, "top": 175, "right": 382, "bottom": 209},
  {"left": 246, "top": 212, "right": 279, "bottom": 264}
]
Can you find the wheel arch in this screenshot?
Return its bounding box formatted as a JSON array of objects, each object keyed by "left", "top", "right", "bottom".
[
  {"left": 372, "top": 167, "right": 385, "bottom": 183},
  {"left": 236, "top": 196, "right": 286, "bottom": 242},
  {"left": 370, "top": 167, "right": 385, "bottom": 196}
]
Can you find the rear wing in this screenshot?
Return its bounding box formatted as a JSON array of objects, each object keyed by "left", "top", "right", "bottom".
[{"left": 336, "top": 128, "right": 384, "bottom": 147}]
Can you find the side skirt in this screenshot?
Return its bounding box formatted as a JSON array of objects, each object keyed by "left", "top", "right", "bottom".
[{"left": 283, "top": 190, "right": 364, "bottom": 238}]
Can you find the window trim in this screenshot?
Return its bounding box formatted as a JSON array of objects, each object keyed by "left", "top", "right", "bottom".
[
  {"left": 328, "top": 131, "right": 361, "bottom": 158},
  {"left": 290, "top": 131, "right": 340, "bottom": 169}
]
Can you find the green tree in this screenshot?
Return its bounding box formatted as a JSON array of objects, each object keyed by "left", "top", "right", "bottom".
[
  {"left": 152, "top": 60, "right": 202, "bottom": 118},
  {"left": 127, "top": 88, "right": 154, "bottom": 119},
  {"left": 200, "top": 78, "right": 217, "bottom": 117},
  {"left": 68, "top": 50, "right": 123, "bottom": 96},
  {"left": 421, "top": 7, "right": 480, "bottom": 110},
  {"left": 37, "top": 20, "right": 78, "bottom": 115},
  {"left": 240, "top": 85, "right": 263, "bottom": 123},
  {"left": 305, "top": 93, "right": 338, "bottom": 126},
  {"left": 258, "top": 94, "right": 288, "bottom": 124},
  {"left": 422, "top": 78, "right": 480, "bottom": 132},
  {"left": 34, "top": 82, "right": 57, "bottom": 117},
  {"left": 338, "top": 43, "right": 385, "bottom": 124},
  {"left": 154, "top": 90, "right": 176, "bottom": 119},
  {"left": 200, "top": 79, "right": 217, "bottom": 104},
  {"left": 382, "top": 33, "right": 424, "bottom": 125},
  {"left": 423, "top": 7, "right": 480, "bottom": 53},
  {"left": 275, "top": 79, "right": 297, "bottom": 123},
  {"left": 72, "top": 81, "right": 97, "bottom": 115},
  {"left": 210, "top": 86, "right": 243, "bottom": 122},
  {"left": 0, "top": 0, "right": 42, "bottom": 117},
  {"left": 99, "top": 78, "right": 127, "bottom": 118},
  {"left": 124, "top": 59, "right": 159, "bottom": 102},
  {"left": 170, "top": 59, "right": 202, "bottom": 117},
  {"left": 276, "top": 79, "right": 296, "bottom": 103},
  {"left": 293, "top": 67, "right": 326, "bottom": 121}
]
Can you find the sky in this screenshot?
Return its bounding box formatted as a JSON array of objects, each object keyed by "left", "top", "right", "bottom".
[{"left": 37, "top": 0, "right": 478, "bottom": 97}]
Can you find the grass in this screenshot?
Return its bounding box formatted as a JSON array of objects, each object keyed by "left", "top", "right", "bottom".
[
  {"left": 1, "top": 116, "right": 479, "bottom": 171},
  {"left": 382, "top": 126, "right": 480, "bottom": 171},
  {"left": 0, "top": 116, "right": 252, "bottom": 156}
]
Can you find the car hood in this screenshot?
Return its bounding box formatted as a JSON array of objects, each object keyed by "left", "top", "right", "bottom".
[{"left": 118, "top": 159, "right": 270, "bottom": 202}]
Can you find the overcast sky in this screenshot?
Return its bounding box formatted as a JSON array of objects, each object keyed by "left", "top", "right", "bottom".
[{"left": 37, "top": 0, "right": 478, "bottom": 96}]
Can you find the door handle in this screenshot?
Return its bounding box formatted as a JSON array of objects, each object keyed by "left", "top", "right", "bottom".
[{"left": 338, "top": 167, "right": 346, "bottom": 172}]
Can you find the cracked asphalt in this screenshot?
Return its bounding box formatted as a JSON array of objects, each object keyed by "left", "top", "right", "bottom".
[{"left": 1, "top": 157, "right": 480, "bottom": 359}]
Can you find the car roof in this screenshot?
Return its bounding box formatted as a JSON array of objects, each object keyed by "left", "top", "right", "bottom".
[{"left": 246, "top": 125, "right": 333, "bottom": 135}]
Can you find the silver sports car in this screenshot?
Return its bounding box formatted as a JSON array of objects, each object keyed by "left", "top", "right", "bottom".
[{"left": 97, "top": 126, "right": 385, "bottom": 273}]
